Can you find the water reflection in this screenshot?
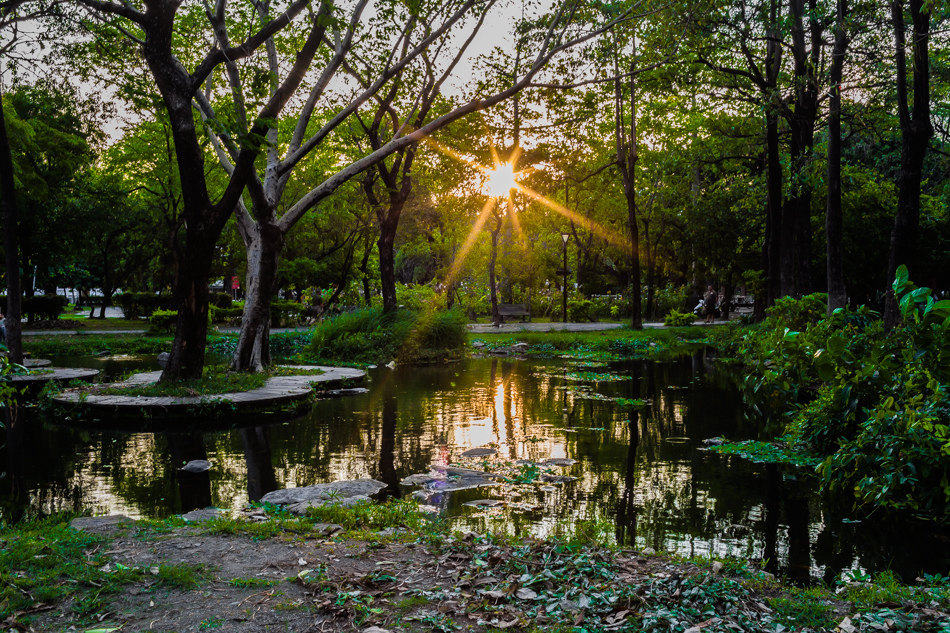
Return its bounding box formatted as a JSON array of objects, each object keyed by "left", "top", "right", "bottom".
[{"left": 1, "top": 354, "right": 948, "bottom": 583}]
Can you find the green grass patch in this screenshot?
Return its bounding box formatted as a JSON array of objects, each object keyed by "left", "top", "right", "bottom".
[
  {"left": 95, "top": 364, "right": 268, "bottom": 397},
  {"left": 303, "top": 308, "right": 467, "bottom": 365},
  {"left": 23, "top": 333, "right": 173, "bottom": 357},
  {"left": 229, "top": 577, "right": 283, "bottom": 588}
]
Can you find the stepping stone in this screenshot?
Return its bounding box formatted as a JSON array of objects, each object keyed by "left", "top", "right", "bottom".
[
  {"left": 70, "top": 515, "right": 133, "bottom": 533},
  {"left": 461, "top": 447, "right": 497, "bottom": 458},
  {"left": 543, "top": 458, "right": 576, "bottom": 467}
]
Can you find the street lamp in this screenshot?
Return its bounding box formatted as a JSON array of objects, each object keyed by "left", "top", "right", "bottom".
[{"left": 560, "top": 232, "right": 570, "bottom": 323}]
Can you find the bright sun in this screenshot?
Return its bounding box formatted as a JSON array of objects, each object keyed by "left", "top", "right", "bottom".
[{"left": 483, "top": 162, "right": 519, "bottom": 198}]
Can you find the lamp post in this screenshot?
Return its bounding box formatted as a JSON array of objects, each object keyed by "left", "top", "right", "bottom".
[{"left": 561, "top": 232, "right": 570, "bottom": 323}]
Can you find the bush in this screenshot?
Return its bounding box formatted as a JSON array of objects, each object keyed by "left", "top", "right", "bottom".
[
  {"left": 663, "top": 309, "right": 696, "bottom": 327},
  {"left": 149, "top": 309, "right": 178, "bottom": 333},
  {"left": 568, "top": 298, "right": 595, "bottom": 322},
  {"left": 304, "top": 307, "right": 466, "bottom": 364},
  {"left": 117, "top": 293, "right": 173, "bottom": 320},
  {"left": 210, "top": 305, "right": 243, "bottom": 323},
  {"left": 210, "top": 292, "right": 234, "bottom": 309},
  {"left": 270, "top": 300, "right": 302, "bottom": 327},
  {"left": 720, "top": 271, "right": 950, "bottom": 521},
  {"left": 395, "top": 283, "right": 438, "bottom": 310},
  {"left": 21, "top": 294, "right": 68, "bottom": 321}
]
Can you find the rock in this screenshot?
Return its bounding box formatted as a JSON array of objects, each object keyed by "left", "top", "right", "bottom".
[
  {"left": 401, "top": 473, "right": 441, "bottom": 486},
  {"left": 541, "top": 474, "right": 577, "bottom": 484},
  {"left": 703, "top": 437, "right": 727, "bottom": 446},
  {"left": 260, "top": 478, "right": 388, "bottom": 505},
  {"left": 363, "top": 627, "right": 392, "bottom": 633},
  {"left": 461, "top": 447, "right": 497, "bottom": 458},
  {"left": 288, "top": 495, "right": 371, "bottom": 515},
  {"left": 324, "top": 388, "right": 370, "bottom": 397},
  {"left": 542, "top": 458, "right": 576, "bottom": 467},
  {"left": 181, "top": 508, "right": 221, "bottom": 522},
  {"left": 378, "top": 527, "right": 408, "bottom": 537},
  {"left": 642, "top": 547, "right": 656, "bottom": 555},
  {"left": 471, "top": 341, "right": 486, "bottom": 348},
  {"left": 70, "top": 515, "right": 133, "bottom": 533},
  {"left": 180, "top": 459, "right": 212, "bottom": 473},
  {"left": 312, "top": 523, "right": 344, "bottom": 537},
  {"left": 712, "top": 561, "right": 724, "bottom": 574},
  {"left": 463, "top": 499, "right": 503, "bottom": 508},
  {"left": 490, "top": 342, "right": 529, "bottom": 355},
  {"left": 157, "top": 351, "right": 170, "bottom": 367}
]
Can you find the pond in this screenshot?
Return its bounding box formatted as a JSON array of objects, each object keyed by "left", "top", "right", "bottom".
[{"left": 2, "top": 353, "right": 948, "bottom": 586}]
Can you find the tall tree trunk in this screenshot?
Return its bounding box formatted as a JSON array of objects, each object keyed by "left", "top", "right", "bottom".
[
  {"left": 488, "top": 212, "right": 502, "bottom": 324},
  {"left": 231, "top": 221, "right": 283, "bottom": 372},
  {"left": 765, "top": 113, "right": 783, "bottom": 306},
  {"left": 826, "top": 0, "right": 849, "bottom": 314},
  {"left": 0, "top": 92, "right": 22, "bottom": 364},
  {"left": 359, "top": 235, "right": 373, "bottom": 307},
  {"left": 615, "top": 52, "right": 642, "bottom": 330},
  {"left": 379, "top": 215, "right": 399, "bottom": 313},
  {"left": 884, "top": 0, "right": 933, "bottom": 327},
  {"left": 161, "top": 231, "right": 217, "bottom": 380}
]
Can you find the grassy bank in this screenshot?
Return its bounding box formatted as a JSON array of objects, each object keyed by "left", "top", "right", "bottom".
[{"left": 6, "top": 506, "right": 948, "bottom": 632}]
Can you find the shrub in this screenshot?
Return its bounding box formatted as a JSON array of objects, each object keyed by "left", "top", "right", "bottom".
[
  {"left": 395, "top": 283, "right": 439, "bottom": 310},
  {"left": 149, "top": 309, "right": 178, "bottom": 333},
  {"left": 304, "top": 307, "right": 466, "bottom": 364},
  {"left": 210, "top": 292, "right": 234, "bottom": 309},
  {"left": 117, "top": 292, "right": 173, "bottom": 320},
  {"left": 21, "top": 294, "right": 68, "bottom": 321},
  {"left": 568, "top": 298, "right": 595, "bottom": 322},
  {"left": 720, "top": 270, "right": 950, "bottom": 521},
  {"left": 270, "top": 300, "right": 302, "bottom": 327},
  {"left": 663, "top": 309, "right": 695, "bottom": 327},
  {"left": 210, "top": 305, "right": 243, "bottom": 323}
]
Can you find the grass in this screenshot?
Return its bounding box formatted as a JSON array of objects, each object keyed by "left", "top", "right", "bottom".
[
  {"left": 0, "top": 514, "right": 213, "bottom": 621},
  {"left": 95, "top": 364, "right": 268, "bottom": 397},
  {"left": 304, "top": 307, "right": 468, "bottom": 365},
  {"left": 23, "top": 333, "right": 173, "bottom": 357}
]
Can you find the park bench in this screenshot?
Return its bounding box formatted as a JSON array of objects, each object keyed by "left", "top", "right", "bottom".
[{"left": 497, "top": 303, "right": 531, "bottom": 323}]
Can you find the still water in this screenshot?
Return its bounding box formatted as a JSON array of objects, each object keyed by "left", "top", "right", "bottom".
[{"left": 2, "top": 353, "right": 948, "bottom": 585}]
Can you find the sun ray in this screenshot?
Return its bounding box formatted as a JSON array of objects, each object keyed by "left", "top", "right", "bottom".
[
  {"left": 515, "top": 184, "right": 632, "bottom": 254},
  {"left": 443, "top": 195, "right": 499, "bottom": 290}
]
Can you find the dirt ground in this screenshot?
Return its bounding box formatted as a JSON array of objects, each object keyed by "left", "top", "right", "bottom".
[
  {"left": 18, "top": 517, "right": 947, "bottom": 633},
  {"left": 22, "top": 521, "right": 764, "bottom": 633}
]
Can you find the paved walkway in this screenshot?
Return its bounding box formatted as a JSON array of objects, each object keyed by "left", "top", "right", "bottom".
[{"left": 52, "top": 365, "right": 365, "bottom": 413}]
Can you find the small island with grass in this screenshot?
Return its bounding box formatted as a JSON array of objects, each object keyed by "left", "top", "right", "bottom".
[{"left": 49, "top": 364, "right": 365, "bottom": 423}]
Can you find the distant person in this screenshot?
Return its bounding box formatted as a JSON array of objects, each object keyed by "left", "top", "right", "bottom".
[{"left": 703, "top": 285, "right": 718, "bottom": 324}]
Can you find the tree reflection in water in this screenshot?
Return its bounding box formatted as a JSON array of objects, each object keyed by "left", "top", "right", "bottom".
[{"left": 7, "top": 355, "right": 950, "bottom": 582}]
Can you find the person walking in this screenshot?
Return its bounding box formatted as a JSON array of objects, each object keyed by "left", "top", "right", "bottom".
[{"left": 703, "top": 285, "right": 718, "bottom": 324}]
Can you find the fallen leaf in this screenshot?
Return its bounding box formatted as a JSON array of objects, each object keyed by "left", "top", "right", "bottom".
[{"left": 515, "top": 588, "right": 538, "bottom": 600}]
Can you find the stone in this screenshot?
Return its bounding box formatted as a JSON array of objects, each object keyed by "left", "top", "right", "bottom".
[
  {"left": 401, "top": 473, "right": 441, "bottom": 485},
  {"left": 287, "top": 495, "right": 371, "bottom": 515},
  {"left": 541, "top": 474, "right": 577, "bottom": 484},
  {"left": 542, "top": 458, "right": 576, "bottom": 467},
  {"left": 260, "top": 478, "right": 388, "bottom": 505},
  {"left": 180, "top": 459, "right": 212, "bottom": 473},
  {"left": 324, "top": 388, "right": 370, "bottom": 397},
  {"left": 642, "top": 547, "right": 656, "bottom": 555},
  {"left": 70, "top": 515, "right": 132, "bottom": 533},
  {"left": 463, "top": 499, "right": 503, "bottom": 508},
  {"left": 363, "top": 627, "right": 393, "bottom": 633},
  {"left": 157, "top": 352, "right": 170, "bottom": 367},
  {"left": 181, "top": 508, "right": 221, "bottom": 522},
  {"left": 461, "top": 447, "right": 497, "bottom": 458},
  {"left": 712, "top": 561, "right": 724, "bottom": 574},
  {"left": 312, "top": 523, "right": 344, "bottom": 537}
]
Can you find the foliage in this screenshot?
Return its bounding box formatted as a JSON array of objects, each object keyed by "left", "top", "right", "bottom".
[
  {"left": 116, "top": 293, "right": 173, "bottom": 320},
  {"left": 148, "top": 308, "right": 178, "bottom": 333},
  {"left": 720, "top": 270, "right": 950, "bottom": 520},
  {"left": 304, "top": 307, "right": 467, "bottom": 364},
  {"left": 209, "top": 292, "right": 233, "bottom": 309},
  {"left": 21, "top": 294, "right": 68, "bottom": 321},
  {"left": 22, "top": 334, "right": 172, "bottom": 357},
  {"left": 663, "top": 309, "right": 695, "bottom": 327},
  {"left": 708, "top": 438, "right": 822, "bottom": 467}
]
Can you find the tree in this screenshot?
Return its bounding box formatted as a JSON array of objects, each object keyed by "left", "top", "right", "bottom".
[
  {"left": 77, "top": 0, "right": 330, "bottom": 379},
  {"left": 883, "top": 0, "right": 934, "bottom": 327},
  {"left": 825, "top": 0, "right": 849, "bottom": 313}
]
